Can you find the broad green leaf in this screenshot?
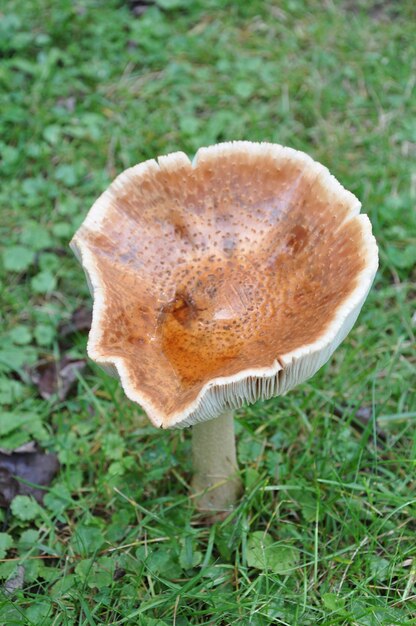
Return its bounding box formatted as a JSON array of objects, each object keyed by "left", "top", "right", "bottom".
[
  {"left": 74, "top": 558, "right": 94, "bottom": 581},
  {"left": 39, "top": 252, "right": 60, "bottom": 273},
  {"left": 18, "top": 529, "right": 40, "bottom": 551},
  {"left": 179, "top": 116, "right": 200, "bottom": 136},
  {"left": 246, "top": 531, "right": 273, "bottom": 569},
  {"left": 52, "top": 222, "right": 73, "bottom": 238},
  {"left": 25, "top": 600, "right": 51, "bottom": 623},
  {"left": 246, "top": 532, "right": 299, "bottom": 574},
  {"left": 8, "top": 325, "right": 32, "bottom": 345},
  {"left": 297, "top": 492, "right": 323, "bottom": 523},
  {"left": 369, "top": 556, "right": 390, "bottom": 581},
  {"left": 233, "top": 80, "right": 256, "bottom": 99},
  {"left": 179, "top": 537, "right": 202, "bottom": 570},
  {"left": 102, "top": 433, "right": 125, "bottom": 460},
  {"left": 34, "top": 323, "right": 56, "bottom": 346},
  {"left": 146, "top": 548, "right": 182, "bottom": 580},
  {"left": 0, "top": 561, "right": 17, "bottom": 581},
  {"left": 44, "top": 485, "right": 72, "bottom": 515},
  {"left": 75, "top": 557, "right": 114, "bottom": 589},
  {"left": 0, "top": 412, "right": 35, "bottom": 436},
  {"left": 0, "top": 533, "right": 13, "bottom": 559},
  {"left": 54, "top": 164, "right": 78, "bottom": 186},
  {"left": 0, "top": 412, "right": 17, "bottom": 435},
  {"left": 140, "top": 618, "right": 169, "bottom": 626},
  {"left": 71, "top": 526, "right": 105, "bottom": 556},
  {"left": 0, "top": 411, "right": 46, "bottom": 449},
  {"left": 238, "top": 438, "right": 263, "bottom": 463},
  {"left": 348, "top": 598, "right": 407, "bottom": 626},
  {"left": 11, "top": 495, "right": 41, "bottom": 521},
  {"left": 2, "top": 246, "right": 34, "bottom": 272},
  {"left": 43, "top": 125, "right": 61, "bottom": 145},
  {"left": 20, "top": 222, "right": 52, "bottom": 251},
  {"left": 0, "top": 343, "right": 37, "bottom": 373},
  {"left": 386, "top": 244, "right": 416, "bottom": 270},
  {"left": 0, "top": 379, "right": 26, "bottom": 404},
  {"left": 322, "top": 592, "right": 346, "bottom": 612},
  {"left": 31, "top": 271, "right": 57, "bottom": 294},
  {"left": 155, "top": 0, "right": 188, "bottom": 10},
  {"left": 50, "top": 573, "right": 77, "bottom": 598},
  {"left": 24, "top": 558, "right": 41, "bottom": 582}
]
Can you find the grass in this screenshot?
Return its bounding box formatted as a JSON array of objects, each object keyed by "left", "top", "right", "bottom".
[{"left": 1, "top": 0, "right": 415, "bottom": 623}]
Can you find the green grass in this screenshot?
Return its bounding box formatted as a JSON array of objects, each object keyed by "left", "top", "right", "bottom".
[{"left": 1, "top": 0, "right": 416, "bottom": 623}]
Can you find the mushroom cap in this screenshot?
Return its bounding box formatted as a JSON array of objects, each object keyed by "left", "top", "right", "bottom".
[{"left": 71, "top": 141, "right": 378, "bottom": 428}]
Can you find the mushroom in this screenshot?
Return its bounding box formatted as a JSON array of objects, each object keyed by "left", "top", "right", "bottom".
[{"left": 70, "top": 141, "right": 378, "bottom": 514}]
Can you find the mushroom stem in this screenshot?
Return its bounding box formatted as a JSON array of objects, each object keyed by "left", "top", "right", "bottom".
[{"left": 191, "top": 410, "right": 242, "bottom": 513}]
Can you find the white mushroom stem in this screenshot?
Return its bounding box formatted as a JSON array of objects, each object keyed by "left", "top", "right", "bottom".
[{"left": 191, "top": 410, "right": 242, "bottom": 513}]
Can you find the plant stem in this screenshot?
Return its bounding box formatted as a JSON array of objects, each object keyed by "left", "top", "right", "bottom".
[{"left": 191, "top": 410, "right": 242, "bottom": 513}]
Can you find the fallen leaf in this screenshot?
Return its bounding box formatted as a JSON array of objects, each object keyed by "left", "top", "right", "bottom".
[
  {"left": 113, "top": 567, "right": 126, "bottom": 581},
  {"left": 56, "top": 96, "right": 76, "bottom": 112},
  {"left": 3, "top": 565, "right": 25, "bottom": 595},
  {"left": 0, "top": 468, "right": 19, "bottom": 506},
  {"left": 31, "top": 356, "right": 86, "bottom": 400},
  {"left": 0, "top": 448, "right": 60, "bottom": 506},
  {"left": 127, "top": 0, "right": 154, "bottom": 16},
  {"left": 0, "top": 441, "right": 37, "bottom": 455},
  {"left": 333, "top": 404, "right": 387, "bottom": 444},
  {"left": 59, "top": 306, "right": 92, "bottom": 339}
]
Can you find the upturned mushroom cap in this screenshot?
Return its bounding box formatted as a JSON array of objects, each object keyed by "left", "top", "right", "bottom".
[{"left": 71, "top": 141, "right": 378, "bottom": 428}]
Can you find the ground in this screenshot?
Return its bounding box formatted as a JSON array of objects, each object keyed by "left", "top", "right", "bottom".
[{"left": 0, "top": 0, "right": 415, "bottom": 624}]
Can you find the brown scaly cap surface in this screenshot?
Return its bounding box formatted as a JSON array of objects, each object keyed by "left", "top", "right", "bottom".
[{"left": 70, "top": 142, "right": 378, "bottom": 428}]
